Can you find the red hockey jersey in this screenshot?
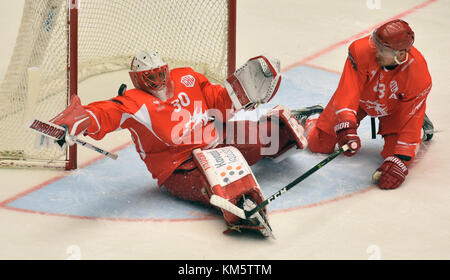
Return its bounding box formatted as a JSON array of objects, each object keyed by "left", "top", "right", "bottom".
[
  {"left": 83, "top": 67, "right": 234, "bottom": 185},
  {"left": 317, "top": 35, "right": 432, "bottom": 158}
]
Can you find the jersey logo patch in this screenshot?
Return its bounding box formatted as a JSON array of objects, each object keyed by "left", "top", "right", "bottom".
[
  {"left": 181, "top": 75, "right": 195, "bottom": 87},
  {"left": 360, "top": 99, "right": 389, "bottom": 117}
]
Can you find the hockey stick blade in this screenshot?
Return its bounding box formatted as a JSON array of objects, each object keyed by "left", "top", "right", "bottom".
[
  {"left": 27, "top": 118, "right": 118, "bottom": 160},
  {"left": 209, "top": 195, "right": 246, "bottom": 219},
  {"left": 27, "top": 119, "right": 66, "bottom": 140}
]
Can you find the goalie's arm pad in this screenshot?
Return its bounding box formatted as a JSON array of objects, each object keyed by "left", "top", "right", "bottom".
[{"left": 225, "top": 55, "right": 282, "bottom": 111}]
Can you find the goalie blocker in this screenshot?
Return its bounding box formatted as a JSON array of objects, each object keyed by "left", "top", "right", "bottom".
[
  {"left": 29, "top": 95, "right": 118, "bottom": 160},
  {"left": 27, "top": 118, "right": 118, "bottom": 160}
]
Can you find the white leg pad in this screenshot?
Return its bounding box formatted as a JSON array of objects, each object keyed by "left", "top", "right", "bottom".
[{"left": 192, "top": 146, "right": 265, "bottom": 225}]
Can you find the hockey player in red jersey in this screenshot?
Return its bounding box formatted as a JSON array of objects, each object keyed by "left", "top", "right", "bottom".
[
  {"left": 47, "top": 51, "right": 307, "bottom": 237},
  {"left": 300, "top": 19, "right": 433, "bottom": 190}
]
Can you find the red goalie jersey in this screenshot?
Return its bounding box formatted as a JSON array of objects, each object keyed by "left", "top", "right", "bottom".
[
  {"left": 314, "top": 35, "right": 432, "bottom": 161},
  {"left": 83, "top": 67, "right": 234, "bottom": 185}
]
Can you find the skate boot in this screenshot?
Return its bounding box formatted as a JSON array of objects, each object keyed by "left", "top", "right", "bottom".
[
  {"left": 241, "top": 195, "right": 275, "bottom": 239},
  {"left": 291, "top": 104, "right": 324, "bottom": 126},
  {"left": 225, "top": 195, "right": 275, "bottom": 239},
  {"left": 422, "top": 114, "right": 434, "bottom": 141}
]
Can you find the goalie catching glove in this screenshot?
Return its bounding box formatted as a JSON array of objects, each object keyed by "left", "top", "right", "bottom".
[
  {"left": 225, "top": 55, "right": 282, "bottom": 111},
  {"left": 42, "top": 95, "right": 92, "bottom": 148}
]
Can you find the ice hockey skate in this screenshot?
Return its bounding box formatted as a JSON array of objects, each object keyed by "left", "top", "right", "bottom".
[
  {"left": 291, "top": 104, "right": 324, "bottom": 126},
  {"left": 423, "top": 114, "right": 434, "bottom": 141},
  {"left": 225, "top": 195, "right": 274, "bottom": 239}
]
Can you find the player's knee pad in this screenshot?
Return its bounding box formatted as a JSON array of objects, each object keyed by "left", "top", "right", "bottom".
[{"left": 192, "top": 146, "right": 266, "bottom": 226}]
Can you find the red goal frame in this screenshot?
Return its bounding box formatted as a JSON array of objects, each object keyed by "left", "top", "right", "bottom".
[{"left": 66, "top": 0, "right": 236, "bottom": 170}]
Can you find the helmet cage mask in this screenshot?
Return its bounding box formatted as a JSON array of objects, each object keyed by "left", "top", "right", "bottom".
[
  {"left": 140, "top": 65, "right": 169, "bottom": 91},
  {"left": 129, "top": 51, "right": 171, "bottom": 99}
]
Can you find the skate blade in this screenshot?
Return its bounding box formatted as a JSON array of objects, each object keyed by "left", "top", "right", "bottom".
[{"left": 244, "top": 198, "right": 276, "bottom": 240}]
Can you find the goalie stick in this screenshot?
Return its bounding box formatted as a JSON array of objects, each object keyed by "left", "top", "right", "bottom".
[
  {"left": 27, "top": 118, "right": 118, "bottom": 160},
  {"left": 210, "top": 144, "right": 350, "bottom": 220}
]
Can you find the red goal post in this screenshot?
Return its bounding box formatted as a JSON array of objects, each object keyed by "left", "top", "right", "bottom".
[{"left": 0, "top": 0, "right": 236, "bottom": 170}]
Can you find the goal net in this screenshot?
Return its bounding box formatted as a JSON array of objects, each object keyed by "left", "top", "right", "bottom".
[{"left": 0, "top": 0, "right": 236, "bottom": 169}]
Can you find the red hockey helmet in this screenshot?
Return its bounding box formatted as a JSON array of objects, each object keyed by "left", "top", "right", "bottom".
[
  {"left": 372, "top": 19, "right": 415, "bottom": 51},
  {"left": 129, "top": 51, "right": 170, "bottom": 100}
]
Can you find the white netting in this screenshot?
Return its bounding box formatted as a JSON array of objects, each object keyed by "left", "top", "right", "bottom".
[{"left": 0, "top": 0, "right": 233, "bottom": 167}]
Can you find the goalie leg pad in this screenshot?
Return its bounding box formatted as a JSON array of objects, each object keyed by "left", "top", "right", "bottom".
[
  {"left": 219, "top": 118, "right": 302, "bottom": 164},
  {"left": 192, "top": 147, "right": 268, "bottom": 231},
  {"left": 260, "top": 105, "right": 308, "bottom": 161}
]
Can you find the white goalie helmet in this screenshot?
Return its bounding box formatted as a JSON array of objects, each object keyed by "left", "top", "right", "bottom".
[{"left": 129, "top": 51, "right": 172, "bottom": 101}]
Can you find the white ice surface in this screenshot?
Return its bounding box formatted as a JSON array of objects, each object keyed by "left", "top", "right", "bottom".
[{"left": 0, "top": 0, "right": 449, "bottom": 260}]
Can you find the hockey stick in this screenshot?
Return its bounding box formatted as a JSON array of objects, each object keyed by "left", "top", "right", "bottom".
[
  {"left": 210, "top": 144, "right": 350, "bottom": 220},
  {"left": 27, "top": 119, "right": 118, "bottom": 160}
]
